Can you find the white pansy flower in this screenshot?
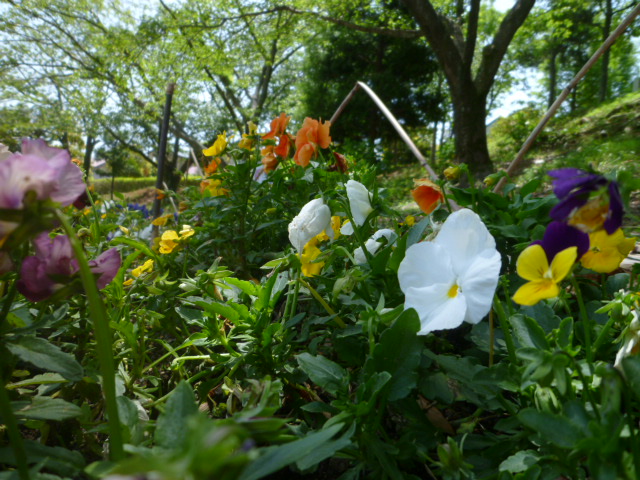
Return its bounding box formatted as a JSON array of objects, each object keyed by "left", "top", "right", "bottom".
[
  {"left": 341, "top": 180, "right": 373, "bottom": 235},
  {"left": 354, "top": 229, "right": 398, "bottom": 264},
  {"left": 398, "top": 209, "right": 501, "bottom": 335},
  {"left": 288, "top": 198, "right": 332, "bottom": 253}
]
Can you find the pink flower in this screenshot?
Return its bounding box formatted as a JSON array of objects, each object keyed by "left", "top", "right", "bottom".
[
  {"left": 0, "top": 139, "right": 85, "bottom": 239},
  {"left": 17, "top": 233, "right": 121, "bottom": 302}
]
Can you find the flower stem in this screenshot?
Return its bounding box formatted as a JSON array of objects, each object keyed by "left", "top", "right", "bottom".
[
  {"left": 299, "top": 278, "right": 346, "bottom": 328},
  {"left": 570, "top": 275, "right": 593, "bottom": 366},
  {"left": 288, "top": 268, "right": 302, "bottom": 325},
  {"left": 493, "top": 296, "right": 517, "bottom": 364},
  {"left": 0, "top": 375, "right": 30, "bottom": 480},
  {"left": 54, "top": 210, "right": 124, "bottom": 461}
]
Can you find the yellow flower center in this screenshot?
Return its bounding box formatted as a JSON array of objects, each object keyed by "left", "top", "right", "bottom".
[
  {"left": 568, "top": 196, "right": 609, "bottom": 232},
  {"left": 447, "top": 284, "right": 459, "bottom": 298}
]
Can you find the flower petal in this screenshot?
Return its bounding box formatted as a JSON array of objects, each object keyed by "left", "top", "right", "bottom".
[
  {"left": 398, "top": 242, "right": 455, "bottom": 293},
  {"left": 346, "top": 180, "right": 373, "bottom": 226},
  {"left": 581, "top": 247, "right": 624, "bottom": 273},
  {"left": 516, "top": 245, "right": 549, "bottom": 282},
  {"left": 548, "top": 168, "right": 604, "bottom": 199},
  {"left": 404, "top": 283, "right": 467, "bottom": 335},
  {"left": 603, "top": 181, "right": 624, "bottom": 234},
  {"left": 550, "top": 246, "right": 577, "bottom": 283},
  {"left": 89, "top": 248, "right": 122, "bottom": 289},
  {"left": 459, "top": 249, "right": 501, "bottom": 324},
  {"left": 434, "top": 209, "right": 496, "bottom": 275},
  {"left": 288, "top": 198, "right": 331, "bottom": 253},
  {"left": 513, "top": 280, "right": 559, "bottom": 306},
  {"left": 534, "top": 221, "right": 590, "bottom": 260}
]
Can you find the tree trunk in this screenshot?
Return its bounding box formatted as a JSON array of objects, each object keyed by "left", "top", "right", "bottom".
[
  {"left": 83, "top": 135, "right": 96, "bottom": 182},
  {"left": 167, "top": 136, "right": 181, "bottom": 192},
  {"left": 451, "top": 86, "right": 492, "bottom": 179},
  {"left": 399, "top": 0, "right": 536, "bottom": 177},
  {"left": 599, "top": 0, "right": 613, "bottom": 102}
]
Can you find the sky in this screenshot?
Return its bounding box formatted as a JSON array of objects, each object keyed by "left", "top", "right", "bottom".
[{"left": 487, "top": 0, "right": 539, "bottom": 121}]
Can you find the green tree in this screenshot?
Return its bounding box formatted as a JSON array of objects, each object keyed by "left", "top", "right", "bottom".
[{"left": 299, "top": 16, "right": 444, "bottom": 161}]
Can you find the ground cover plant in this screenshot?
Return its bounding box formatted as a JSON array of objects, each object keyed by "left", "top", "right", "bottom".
[{"left": 1, "top": 113, "right": 639, "bottom": 480}]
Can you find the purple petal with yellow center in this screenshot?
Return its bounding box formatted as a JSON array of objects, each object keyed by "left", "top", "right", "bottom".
[
  {"left": 531, "top": 221, "right": 589, "bottom": 262},
  {"left": 548, "top": 168, "right": 606, "bottom": 199},
  {"left": 603, "top": 182, "right": 623, "bottom": 234}
]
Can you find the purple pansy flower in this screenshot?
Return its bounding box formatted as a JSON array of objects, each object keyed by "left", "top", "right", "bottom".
[
  {"left": 531, "top": 221, "right": 590, "bottom": 262},
  {"left": 17, "top": 233, "right": 121, "bottom": 302},
  {"left": 548, "top": 168, "right": 623, "bottom": 234},
  {"left": 0, "top": 139, "right": 86, "bottom": 239}
]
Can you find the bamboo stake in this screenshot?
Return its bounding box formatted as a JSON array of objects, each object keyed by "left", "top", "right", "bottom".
[
  {"left": 493, "top": 2, "right": 640, "bottom": 194},
  {"left": 330, "top": 81, "right": 439, "bottom": 182}
]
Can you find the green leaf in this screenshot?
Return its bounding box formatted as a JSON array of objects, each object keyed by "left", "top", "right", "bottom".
[
  {"left": 193, "top": 299, "right": 240, "bottom": 322},
  {"left": 13, "top": 396, "right": 82, "bottom": 421},
  {"left": 296, "top": 353, "right": 348, "bottom": 396},
  {"left": 556, "top": 317, "right": 573, "bottom": 349},
  {"left": 296, "top": 423, "right": 354, "bottom": 470},
  {"left": 387, "top": 234, "right": 407, "bottom": 273},
  {"left": 155, "top": 381, "right": 198, "bottom": 449},
  {"left": 518, "top": 408, "right": 582, "bottom": 448},
  {"left": 110, "top": 236, "right": 158, "bottom": 262},
  {"left": 6, "top": 336, "right": 83, "bottom": 382},
  {"left": 117, "top": 396, "right": 142, "bottom": 445},
  {"left": 368, "top": 308, "right": 421, "bottom": 401},
  {"left": 0, "top": 440, "right": 85, "bottom": 477},
  {"left": 499, "top": 449, "right": 541, "bottom": 473},
  {"left": 6, "top": 373, "right": 68, "bottom": 390},
  {"left": 510, "top": 314, "right": 549, "bottom": 350},
  {"left": 224, "top": 277, "right": 259, "bottom": 297},
  {"left": 239, "top": 423, "right": 345, "bottom": 480},
  {"left": 621, "top": 357, "right": 640, "bottom": 401},
  {"left": 407, "top": 216, "right": 431, "bottom": 248}
]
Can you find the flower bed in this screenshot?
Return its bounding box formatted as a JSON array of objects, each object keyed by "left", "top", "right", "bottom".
[{"left": 0, "top": 117, "right": 638, "bottom": 480}]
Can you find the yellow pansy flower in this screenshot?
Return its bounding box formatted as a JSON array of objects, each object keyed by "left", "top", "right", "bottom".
[
  {"left": 124, "top": 259, "right": 155, "bottom": 286},
  {"left": 316, "top": 216, "right": 342, "bottom": 242},
  {"left": 159, "top": 230, "right": 180, "bottom": 254},
  {"left": 203, "top": 132, "right": 227, "bottom": 157},
  {"left": 179, "top": 225, "right": 195, "bottom": 239},
  {"left": 301, "top": 237, "right": 324, "bottom": 277},
  {"left": 152, "top": 214, "right": 173, "bottom": 226},
  {"left": 119, "top": 226, "right": 130, "bottom": 235},
  {"left": 132, "top": 259, "right": 154, "bottom": 277},
  {"left": 200, "top": 179, "right": 228, "bottom": 197},
  {"left": 444, "top": 166, "right": 461, "bottom": 181},
  {"left": 512, "top": 245, "right": 577, "bottom": 306},
  {"left": 581, "top": 229, "right": 635, "bottom": 273}
]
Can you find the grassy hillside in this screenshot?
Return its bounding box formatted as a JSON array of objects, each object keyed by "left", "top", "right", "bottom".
[
  {"left": 382, "top": 92, "right": 640, "bottom": 216},
  {"left": 489, "top": 91, "right": 640, "bottom": 183}
]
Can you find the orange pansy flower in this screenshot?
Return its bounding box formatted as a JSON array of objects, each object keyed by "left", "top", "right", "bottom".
[
  {"left": 263, "top": 113, "right": 291, "bottom": 140},
  {"left": 411, "top": 179, "right": 444, "bottom": 215},
  {"left": 274, "top": 133, "right": 291, "bottom": 159},
  {"left": 293, "top": 118, "right": 331, "bottom": 167},
  {"left": 204, "top": 157, "right": 222, "bottom": 176},
  {"left": 261, "top": 145, "right": 279, "bottom": 173}
]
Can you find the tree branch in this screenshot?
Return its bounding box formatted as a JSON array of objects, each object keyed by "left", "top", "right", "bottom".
[
  {"left": 475, "top": 0, "right": 536, "bottom": 96},
  {"left": 400, "top": 0, "right": 464, "bottom": 90}
]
